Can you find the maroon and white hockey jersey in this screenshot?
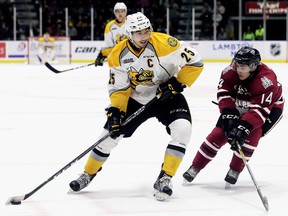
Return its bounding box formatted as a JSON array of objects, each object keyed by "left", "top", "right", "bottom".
[{"left": 217, "top": 63, "right": 284, "bottom": 130}]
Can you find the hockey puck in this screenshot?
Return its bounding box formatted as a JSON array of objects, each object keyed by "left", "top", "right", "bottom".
[{"left": 11, "top": 200, "right": 21, "bottom": 205}]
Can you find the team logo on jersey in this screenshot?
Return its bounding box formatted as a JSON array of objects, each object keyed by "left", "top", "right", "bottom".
[
  {"left": 261, "top": 76, "right": 273, "bottom": 89},
  {"left": 129, "top": 66, "right": 154, "bottom": 89},
  {"left": 235, "top": 99, "right": 250, "bottom": 109},
  {"left": 167, "top": 37, "right": 178, "bottom": 47},
  {"left": 235, "top": 85, "right": 249, "bottom": 96}
]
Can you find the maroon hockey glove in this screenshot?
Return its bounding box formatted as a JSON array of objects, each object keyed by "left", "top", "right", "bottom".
[
  {"left": 227, "top": 120, "right": 253, "bottom": 150},
  {"left": 107, "top": 107, "right": 125, "bottom": 139},
  {"left": 216, "top": 108, "right": 240, "bottom": 136},
  {"left": 157, "top": 77, "right": 184, "bottom": 101}
]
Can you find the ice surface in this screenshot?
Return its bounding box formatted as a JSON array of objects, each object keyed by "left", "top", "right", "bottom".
[{"left": 1, "top": 62, "right": 287, "bottom": 216}]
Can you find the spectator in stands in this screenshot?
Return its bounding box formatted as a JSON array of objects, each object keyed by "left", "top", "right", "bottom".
[
  {"left": 216, "top": 1, "right": 227, "bottom": 28},
  {"left": 255, "top": 23, "right": 264, "bottom": 40},
  {"left": 217, "top": 1, "right": 226, "bottom": 15},
  {"left": 150, "top": 1, "right": 166, "bottom": 32},
  {"left": 169, "top": 0, "right": 180, "bottom": 36},
  {"left": 0, "top": 23, "right": 10, "bottom": 40},
  {"left": 200, "top": 3, "right": 213, "bottom": 40},
  {"left": 25, "top": 21, "right": 39, "bottom": 37},
  {"left": 243, "top": 26, "right": 255, "bottom": 41},
  {"left": 0, "top": 1, "right": 13, "bottom": 40},
  {"left": 226, "top": 19, "right": 235, "bottom": 40},
  {"left": 68, "top": 21, "right": 78, "bottom": 40},
  {"left": 202, "top": 1, "right": 212, "bottom": 13},
  {"left": 217, "top": 26, "right": 228, "bottom": 40}
]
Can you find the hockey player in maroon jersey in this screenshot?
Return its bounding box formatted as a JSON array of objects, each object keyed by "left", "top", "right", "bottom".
[{"left": 183, "top": 46, "right": 285, "bottom": 186}]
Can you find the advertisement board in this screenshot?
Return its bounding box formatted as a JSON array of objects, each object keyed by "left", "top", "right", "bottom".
[
  {"left": 245, "top": 1, "right": 288, "bottom": 15},
  {"left": 190, "top": 41, "right": 287, "bottom": 62},
  {"left": 0, "top": 42, "right": 6, "bottom": 58},
  {"left": 0, "top": 40, "right": 287, "bottom": 63},
  {"left": 71, "top": 41, "right": 104, "bottom": 62}
]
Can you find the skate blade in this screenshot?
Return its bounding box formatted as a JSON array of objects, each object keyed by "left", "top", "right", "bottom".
[
  {"left": 67, "top": 188, "right": 78, "bottom": 194},
  {"left": 153, "top": 189, "right": 170, "bottom": 201},
  {"left": 225, "top": 182, "right": 232, "bottom": 189},
  {"left": 182, "top": 179, "right": 191, "bottom": 185}
]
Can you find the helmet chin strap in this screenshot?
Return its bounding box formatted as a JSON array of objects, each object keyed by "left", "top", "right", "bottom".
[
  {"left": 129, "top": 32, "right": 144, "bottom": 49},
  {"left": 128, "top": 40, "right": 142, "bottom": 51},
  {"left": 132, "top": 40, "right": 140, "bottom": 48}
]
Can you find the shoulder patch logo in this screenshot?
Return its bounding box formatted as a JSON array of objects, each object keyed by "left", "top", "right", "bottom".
[
  {"left": 167, "top": 37, "right": 178, "bottom": 47},
  {"left": 261, "top": 76, "right": 273, "bottom": 89}
]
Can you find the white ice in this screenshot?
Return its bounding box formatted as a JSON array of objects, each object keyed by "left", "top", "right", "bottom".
[{"left": 0, "top": 62, "right": 287, "bottom": 216}]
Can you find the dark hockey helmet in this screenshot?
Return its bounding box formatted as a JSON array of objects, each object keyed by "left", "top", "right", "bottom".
[{"left": 233, "top": 46, "right": 261, "bottom": 71}]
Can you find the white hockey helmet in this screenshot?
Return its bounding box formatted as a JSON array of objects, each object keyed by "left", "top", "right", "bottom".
[
  {"left": 125, "top": 12, "right": 152, "bottom": 43},
  {"left": 114, "top": 2, "right": 127, "bottom": 13},
  {"left": 43, "top": 32, "right": 50, "bottom": 40}
]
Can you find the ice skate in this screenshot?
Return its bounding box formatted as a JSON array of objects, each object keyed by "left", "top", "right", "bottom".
[
  {"left": 69, "top": 172, "right": 96, "bottom": 192},
  {"left": 153, "top": 171, "right": 173, "bottom": 201},
  {"left": 224, "top": 168, "right": 239, "bottom": 189},
  {"left": 183, "top": 165, "right": 200, "bottom": 183}
]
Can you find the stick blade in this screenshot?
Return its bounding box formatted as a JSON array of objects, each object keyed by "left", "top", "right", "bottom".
[
  {"left": 5, "top": 195, "right": 25, "bottom": 205},
  {"left": 44, "top": 62, "right": 61, "bottom": 73}
]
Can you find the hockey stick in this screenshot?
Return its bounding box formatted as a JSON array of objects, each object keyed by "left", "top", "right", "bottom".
[
  {"left": 236, "top": 142, "right": 269, "bottom": 211},
  {"left": 212, "top": 97, "right": 269, "bottom": 212},
  {"left": 45, "top": 62, "right": 95, "bottom": 74},
  {"left": 213, "top": 100, "right": 269, "bottom": 210},
  {"left": 211, "top": 100, "right": 218, "bottom": 106},
  {"left": 6, "top": 96, "right": 159, "bottom": 205}
]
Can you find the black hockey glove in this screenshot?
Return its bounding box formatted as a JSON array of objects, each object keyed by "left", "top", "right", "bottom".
[
  {"left": 157, "top": 77, "right": 184, "bottom": 101},
  {"left": 216, "top": 108, "right": 240, "bottom": 136},
  {"left": 95, "top": 51, "right": 105, "bottom": 66},
  {"left": 227, "top": 120, "right": 253, "bottom": 151},
  {"left": 107, "top": 107, "right": 125, "bottom": 139}
]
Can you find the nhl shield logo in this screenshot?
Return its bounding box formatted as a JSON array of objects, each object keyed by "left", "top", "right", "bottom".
[{"left": 270, "top": 43, "right": 280, "bottom": 56}]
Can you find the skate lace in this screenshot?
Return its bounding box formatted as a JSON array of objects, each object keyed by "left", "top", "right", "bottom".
[
  {"left": 77, "top": 173, "right": 91, "bottom": 187},
  {"left": 187, "top": 166, "right": 199, "bottom": 177},
  {"left": 228, "top": 169, "right": 239, "bottom": 179},
  {"left": 158, "top": 175, "right": 172, "bottom": 191}
]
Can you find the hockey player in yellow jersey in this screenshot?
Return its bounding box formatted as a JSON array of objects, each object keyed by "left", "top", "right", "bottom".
[
  {"left": 95, "top": 2, "right": 128, "bottom": 66},
  {"left": 37, "top": 32, "right": 56, "bottom": 63},
  {"left": 70, "top": 12, "right": 204, "bottom": 201}
]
